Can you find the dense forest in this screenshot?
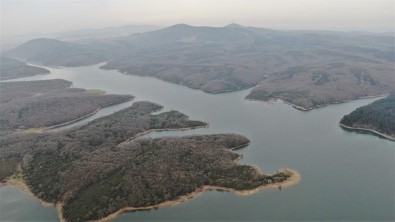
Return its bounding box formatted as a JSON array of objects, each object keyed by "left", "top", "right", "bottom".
[
  {"left": 340, "top": 94, "right": 395, "bottom": 139},
  {"left": 0, "top": 80, "right": 133, "bottom": 131},
  {"left": 63, "top": 136, "right": 291, "bottom": 221},
  {"left": 0, "top": 57, "right": 50, "bottom": 80},
  {"left": 0, "top": 101, "right": 205, "bottom": 193},
  {"left": 0, "top": 100, "right": 293, "bottom": 221}
]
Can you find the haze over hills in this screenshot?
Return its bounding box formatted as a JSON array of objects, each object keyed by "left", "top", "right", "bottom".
[
  {"left": 5, "top": 24, "right": 395, "bottom": 109},
  {"left": 51, "top": 24, "right": 162, "bottom": 42},
  {"left": 0, "top": 25, "right": 161, "bottom": 52},
  {"left": 0, "top": 57, "right": 50, "bottom": 80},
  {"left": 5, "top": 38, "right": 107, "bottom": 66},
  {"left": 1, "top": 0, "right": 394, "bottom": 221}
]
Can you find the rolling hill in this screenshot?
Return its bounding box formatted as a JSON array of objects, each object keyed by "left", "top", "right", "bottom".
[
  {"left": 5, "top": 38, "right": 106, "bottom": 66},
  {"left": 5, "top": 24, "right": 395, "bottom": 109}
]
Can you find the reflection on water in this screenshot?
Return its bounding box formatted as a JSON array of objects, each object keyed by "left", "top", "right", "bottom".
[{"left": 1, "top": 64, "right": 394, "bottom": 221}]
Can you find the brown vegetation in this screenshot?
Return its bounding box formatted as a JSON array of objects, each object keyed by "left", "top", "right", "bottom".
[
  {"left": 0, "top": 80, "right": 133, "bottom": 131},
  {"left": 0, "top": 57, "right": 50, "bottom": 80},
  {"left": 247, "top": 63, "right": 394, "bottom": 110},
  {"left": 102, "top": 25, "right": 394, "bottom": 107},
  {"left": 6, "top": 25, "right": 394, "bottom": 109},
  {"left": 0, "top": 99, "right": 296, "bottom": 222}
]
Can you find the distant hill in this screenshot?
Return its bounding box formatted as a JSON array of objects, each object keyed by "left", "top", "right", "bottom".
[
  {"left": 120, "top": 24, "right": 258, "bottom": 48},
  {"left": 340, "top": 94, "right": 395, "bottom": 140},
  {"left": 6, "top": 24, "right": 395, "bottom": 108},
  {"left": 0, "top": 57, "right": 50, "bottom": 80},
  {"left": 4, "top": 38, "right": 106, "bottom": 66},
  {"left": 53, "top": 24, "right": 162, "bottom": 42},
  {"left": 103, "top": 24, "right": 395, "bottom": 100},
  {"left": 0, "top": 24, "right": 162, "bottom": 52}
]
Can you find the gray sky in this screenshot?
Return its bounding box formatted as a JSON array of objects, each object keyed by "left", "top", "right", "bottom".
[{"left": 1, "top": 0, "right": 394, "bottom": 36}]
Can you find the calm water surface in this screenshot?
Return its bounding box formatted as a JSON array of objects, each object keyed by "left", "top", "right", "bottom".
[{"left": 0, "top": 64, "right": 394, "bottom": 221}]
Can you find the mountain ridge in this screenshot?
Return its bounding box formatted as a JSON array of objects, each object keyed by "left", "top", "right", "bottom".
[{"left": 5, "top": 24, "right": 394, "bottom": 109}]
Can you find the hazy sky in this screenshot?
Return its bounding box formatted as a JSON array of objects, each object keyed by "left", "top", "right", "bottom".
[{"left": 1, "top": 0, "right": 394, "bottom": 36}]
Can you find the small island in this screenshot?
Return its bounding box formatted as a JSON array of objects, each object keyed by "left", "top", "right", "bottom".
[
  {"left": 0, "top": 99, "right": 299, "bottom": 222},
  {"left": 339, "top": 94, "right": 395, "bottom": 141}
]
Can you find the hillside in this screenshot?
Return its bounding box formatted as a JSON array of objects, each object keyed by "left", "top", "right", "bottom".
[
  {"left": 102, "top": 24, "right": 395, "bottom": 102},
  {"left": 340, "top": 94, "right": 395, "bottom": 140},
  {"left": 246, "top": 63, "right": 394, "bottom": 110},
  {"left": 0, "top": 57, "right": 50, "bottom": 80},
  {"left": 6, "top": 24, "right": 395, "bottom": 108},
  {"left": 4, "top": 38, "right": 106, "bottom": 66},
  {"left": 0, "top": 80, "right": 133, "bottom": 132}
]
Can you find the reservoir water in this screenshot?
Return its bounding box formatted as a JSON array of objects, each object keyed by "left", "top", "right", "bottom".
[{"left": 1, "top": 64, "right": 394, "bottom": 221}]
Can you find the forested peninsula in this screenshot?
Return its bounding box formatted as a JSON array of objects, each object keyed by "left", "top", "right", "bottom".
[
  {"left": 0, "top": 100, "right": 298, "bottom": 222},
  {"left": 0, "top": 57, "right": 50, "bottom": 80},
  {"left": 340, "top": 94, "right": 395, "bottom": 140},
  {"left": 0, "top": 79, "right": 133, "bottom": 134}
]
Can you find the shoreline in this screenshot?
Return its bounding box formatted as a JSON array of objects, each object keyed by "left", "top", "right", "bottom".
[
  {"left": 117, "top": 68, "right": 252, "bottom": 95},
  {"left": 94, "top": 168, "right": 300, "bottom": 222},
  {"left": 339, "top": 123, "right": 395, "bottom": 141},
  {"left": 279, "top": 100, "right": 312, "bottom": 111},
  {"left": 0, "top": 139, "right": 299, "bottom": 222},
  {"left": 201, "top": 85, "right": 253, "bottom": 94},
  {"left": 117, "top": 124, "right": 210, "bottom": 148},
  {"left": 0, "top": 178, "right": 53, "bottom": 208},
  {"left": 245, "top": 97, "right": 312, "bottom": 111},
  {"left": 0, "top": 72, "right": 50, "bottom": 81},
  {"left": 246, "top": 94, "right": 388, "bottom": 111},
  {"left": 45, "top": 97, "right": 134, "bottom": 131},
  {"left": 117, "top": 105, "right": 210, "bottom": 147},
  {"left": 0, "top": 120, "right": 210, "bottom": 222},
  {"left": 0, "top": 180, "right": 67, "bottom": 222},
  {"left": 15, "top": 97, "right": 134, "bottom": 134}
]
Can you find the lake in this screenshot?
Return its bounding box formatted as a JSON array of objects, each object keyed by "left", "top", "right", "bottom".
[{"left": 0, "top": 63, "right": 394, "bottom": 221}]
